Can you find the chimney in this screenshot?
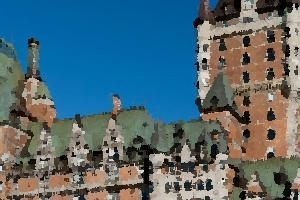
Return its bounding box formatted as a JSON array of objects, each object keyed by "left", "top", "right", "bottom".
[
  {"left": 27, "top": 38, "right": 40, "bottom": 78},
  {"left": 199, "top": 0, "right": 213, "bottom": 21}
]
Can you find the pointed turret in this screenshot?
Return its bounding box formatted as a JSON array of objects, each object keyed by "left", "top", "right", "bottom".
[
  {"left": 102, "top": 94, "right": 124, "bottom": 181},
  {"left": 66, "top": 114, "right": 89, "bottom": 185},
  {"left": 34, "top": 122, "right": 55, "bottom": 181},
  {"left": 21, "top": 38, "right": 56, "bottom": 128}
]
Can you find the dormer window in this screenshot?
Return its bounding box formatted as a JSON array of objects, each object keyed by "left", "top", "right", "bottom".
[
  {"left": 268, "top": 12, "right": 273, "bottom": 18},
  {"left": 244, "top": 0, "right": 254, "bottom": 9},
  {"left": 223, "top": 20, "right": 229, "bottom": 27}
]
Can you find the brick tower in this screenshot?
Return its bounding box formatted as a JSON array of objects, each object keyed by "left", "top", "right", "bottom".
[{"left": 194, "top": 0, "right": 300, "bottom": 162}]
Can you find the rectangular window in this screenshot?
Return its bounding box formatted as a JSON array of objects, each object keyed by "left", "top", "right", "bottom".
[
  {"left": 267, "top": 48, "right": 275, "bottom": 61},
  {"left": 295, "top": 47, "right": 298, "bottom": 56},
  {"left": 201, "top": 58, "right": 208, "bottom": 70},
  {"left": 243, "top": 36, "right": 251, "bottom": 47},
  {"left": 266, "top": 68, "right": 275, "bottom": 80},
  {"left": 223, "top": 20, "right": 229, "bottom": 27},
  {"left": 203, "top": 44, "right": 209, "bottom": 52},
  {"left": 243, "top": 71, "right": 250, "bottom": 83},
  {"left": 267, "top": 30, "right": 275, "bottom": 43},
  {"left": 268, "top": 93, "right": 274, "bottom": 102},
  {"left": 219, "top": 39, "right": 227, "bottom": 51}
]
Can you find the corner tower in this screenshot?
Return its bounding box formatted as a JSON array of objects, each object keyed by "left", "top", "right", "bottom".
[{"left": 194, "top": 0, "right": 300, "bottom": 160}]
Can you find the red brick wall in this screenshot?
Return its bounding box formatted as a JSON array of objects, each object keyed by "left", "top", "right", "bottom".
[{"left": 209, "top": 29, "right": 283, "bottom": 85}]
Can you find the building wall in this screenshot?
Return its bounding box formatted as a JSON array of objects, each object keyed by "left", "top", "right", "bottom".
[{"left": 208, "top": 29, "right": 283, "bottom": 86}]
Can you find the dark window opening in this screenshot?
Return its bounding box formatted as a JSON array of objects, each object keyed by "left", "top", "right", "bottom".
[
  {"left": 266, "top": 68, "right": 275, "bottom": 80},
  {"left": 184, "top": 181, "right": 192, "bottom": 191},
  {"left": 174, "top": 182, "right": 180, "bottom": 191},
  {"left": 243, "top": 129, "right": 250, "bottom": 138},
  {"left": 243, "top": 71, "right": 250, "bottom": 83},
  {"left": 239, "top": 191, "right": 247, "bottom": 199},
  {"left": 223, "top": 20, "right": 229, "bottom": 27},
  {"left": 295, "top": 47, "right": 299, "bottom": 56},
  {"left": 278, "top": 8, "right": 285, "bottom": 16},
  {"left": 241, "top": 146, "right": 246, "bottom": 153},
  {"left": 296, "top": 3, "right": 299, "bottom": 10},
  {"left": 267, "top": 129, "right": 276, "bottom": 140},
  {"left": 165, "top": 182, "right": 172, "bottom": 193},
  {"left": 219, "top": 39, "right": 227, "bottom": 51},
  {"left": 202, "top": 58, "right": 208, "bottom": 70},
  {"left": 242, "top": 53, "right": 250, "bottom": 65},
  {"left": 206, "top": 179, "right": 213, "bottom": 191},
  {"left": 268, "top": 12, "right": 273, "bottom": 17},
  {"left": 284, "top": 45, "right": 290, "bottom": 57},
  {"left": 243, "top": 96, "right": 251, "bottom": 107},
  {"left": 243, "top": 111, "right": 251, "bottom": 124},
  {"left": 243, "top": 17, "right": 253, "bottom": 23},
  {"left": 267, "top": 108, "right": 276, "bottom": 121},
  {"left": 218, "top": 57, "right": 226, "bottom": 69},
  {"left": 243, "top": 36, "right": 251, "bottom": 47},
  {"left": 203, "top": 44, "right": 209, "bottom": 52},
  {"left": 267, "top": 152, "right": 275, "bottom": 159},
  {"left": 267, "top": 30, "right": 275, "bottom": 43},
  {"left": 210, "top": 144, "right": 219, "bottom": 160},
  {"left": 267, "top": 48, "right": 275, "bottom": 61},
  {"left": 198, "top": 180, "right": 205, "bottom": 190},
  {"left": 210, "top": 96, "right": 219, "bottom": 106},
  {"left": 295, "top": 66, "right": 298, "bottom": 76},
  {"left": 284, "top": 27, "right": 291, "bottom": 38},
  {"left": 284, "top": 64, "right": 290, "bottom": 76}
]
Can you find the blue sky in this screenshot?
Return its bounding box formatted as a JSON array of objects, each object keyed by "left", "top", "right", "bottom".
[{"left": 3, "top": 0, "right": 218, "bottom": 124}]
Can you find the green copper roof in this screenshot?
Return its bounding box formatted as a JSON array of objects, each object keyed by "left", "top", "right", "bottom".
[{"left": 202, "top": 72, "right": 234, "bottom": 109}]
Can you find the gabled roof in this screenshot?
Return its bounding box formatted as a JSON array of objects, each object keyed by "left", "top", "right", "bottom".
[{"left": 202, "top": 72, "right": 234, "bottom": 109}]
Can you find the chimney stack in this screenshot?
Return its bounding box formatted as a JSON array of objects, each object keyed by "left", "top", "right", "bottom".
[
  {"left": 199, "top": 0, "right": 212, "bottom": 21},
  {"left": 27, "top": 38, "right": 40, "bottom": 78}
]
